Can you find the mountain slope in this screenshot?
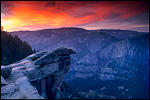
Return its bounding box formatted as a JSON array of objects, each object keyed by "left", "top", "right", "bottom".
[
  {"left": 1, "top": 31, "right": 34, "bottom": 65},
  {"left": 66, "top": 34, "right": 149, "bottom": 99},
  {"left": 9, "top": 27, "right": 149, "bottom": 99}
]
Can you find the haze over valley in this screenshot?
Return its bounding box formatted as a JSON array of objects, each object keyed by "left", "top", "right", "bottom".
[
  {"left": 1, "top": 1, "right": 149, "bottom": 99},
  {"left": 8, "top": 27, "right": 149, "bottom": 99}
]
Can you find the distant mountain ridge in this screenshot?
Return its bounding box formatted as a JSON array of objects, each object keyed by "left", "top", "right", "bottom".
[{"left": 8, "top": 27, "right": 149, "bottom": 99}]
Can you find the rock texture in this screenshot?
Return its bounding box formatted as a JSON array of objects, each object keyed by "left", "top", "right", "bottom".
[
  {"left": 1, "top": 66, "right": 12, "bottom": 78},
  {"left": 8, "top": 28, "right": 149, "bottom": 99},
  {"left": 1, "top": 76, "right": 8, "bottom": 86},
  {"left": 1, "top": 47, "right": 75, "bottom": 99}
]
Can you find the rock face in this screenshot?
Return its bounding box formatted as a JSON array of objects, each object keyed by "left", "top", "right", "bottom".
[
  {"left": 1, "top": 76, "right": 8, "bottom": 86},
  {"left": 1, "top": 47, "right": 76, "bottom": 99},
  {"left": 8, "top": 28, "right": 149, "bottom": 99}
]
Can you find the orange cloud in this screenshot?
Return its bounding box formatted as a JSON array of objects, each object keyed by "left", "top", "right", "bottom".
[{"left": 1, "top": 1, "right": 149, "bottom": 31}]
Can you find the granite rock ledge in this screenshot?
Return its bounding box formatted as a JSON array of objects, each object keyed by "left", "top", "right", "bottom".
[{"left": 1, "top": 47, "right": 76, "bottom": 99}]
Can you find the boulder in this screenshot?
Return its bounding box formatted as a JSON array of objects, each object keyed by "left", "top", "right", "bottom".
[{"left": 1, "top": 66, "right": 12, "bottom": 78}]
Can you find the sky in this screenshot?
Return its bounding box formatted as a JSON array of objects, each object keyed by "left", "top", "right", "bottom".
[{"left": 1, "top": 1, "right": 149, "bottom": 32}]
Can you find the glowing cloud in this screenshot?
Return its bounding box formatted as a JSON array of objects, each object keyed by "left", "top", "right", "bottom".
[{"left": 1, "top": 1, "right": 149, "bottom": 32}]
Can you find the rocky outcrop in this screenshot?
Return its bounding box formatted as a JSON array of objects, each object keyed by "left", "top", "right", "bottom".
[
  {"left": 1, "top": 66, "right": 12, "bottom": 78},
  {"left": 1, "top": 76, "right": 8, "bottom": 86},
  {"left": 8, "top": 28, "right": 149, "bottom": 99},
  {"left": 1, "top": 47, "right": 76, "bottom": 99}
]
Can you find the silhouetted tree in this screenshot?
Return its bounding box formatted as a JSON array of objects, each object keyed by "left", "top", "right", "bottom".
[{"left": 1, "top": 30, "right": 35, "bottom": 65}]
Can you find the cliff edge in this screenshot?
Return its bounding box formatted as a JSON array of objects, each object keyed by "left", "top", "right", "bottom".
[{"left": 1, "top": 47, "right": 76, "bottom": 99}]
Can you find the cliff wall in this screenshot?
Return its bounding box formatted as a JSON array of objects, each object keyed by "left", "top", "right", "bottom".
[{"left": 1, "top": 47, "right": 75, "bottom": 99}]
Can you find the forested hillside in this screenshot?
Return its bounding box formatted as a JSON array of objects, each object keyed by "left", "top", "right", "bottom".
[
  {"left": 9, "top": 27, "right": 149, "bottom": 99},
  {"left": 1, "top": 30, "right": 34, "bottom": 65}
]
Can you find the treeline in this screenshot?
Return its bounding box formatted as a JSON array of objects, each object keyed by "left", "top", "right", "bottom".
[{"left": 1, "top": 30, "right": 35, "bottom": 65}]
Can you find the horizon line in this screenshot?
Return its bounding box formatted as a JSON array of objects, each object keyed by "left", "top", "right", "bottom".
[{"left": 3, "top": 26, "right": 149, "bottom": 33}]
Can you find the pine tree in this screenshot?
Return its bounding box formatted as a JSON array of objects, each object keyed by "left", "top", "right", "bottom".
[
  {"left": 1, "top": 29, "right": 34, "bottom": 65},
  {"left": 33, "top": 48, "right": 36, "bottom": 53},
  {"left": 2, "top": 55, "right": 9, "bottom": 65}
]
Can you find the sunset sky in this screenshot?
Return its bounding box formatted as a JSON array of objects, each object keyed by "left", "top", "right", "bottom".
[{"left": 1, "top": 1, "right": 149, "bottom": 32}]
